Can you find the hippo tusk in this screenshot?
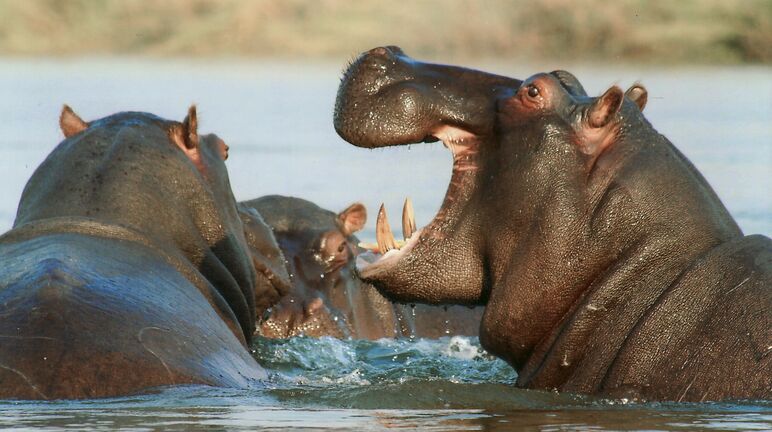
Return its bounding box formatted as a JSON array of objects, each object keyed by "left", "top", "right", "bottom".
[
  {"left": 376, "top": 203, "right": 399, "bottom": 253},
  {"left": 402, "top": 197, "right": 416, "bottom": 241}
]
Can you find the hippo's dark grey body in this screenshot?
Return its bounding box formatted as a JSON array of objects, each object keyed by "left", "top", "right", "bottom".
[
  {"left": 333, "top": 46, "right": 771, "bottom": 401},
  {"left": 0, "top": 108, "right": 270, "bottom": 400}
]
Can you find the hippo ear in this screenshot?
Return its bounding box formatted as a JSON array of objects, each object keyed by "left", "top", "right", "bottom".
[
  {"left": 625, "top": 84, "right": 648, "bottom": 112},
  {"left": 169, "top": 105, "right": 204, "bottom": 171},
  {"left": 182, "top": 105, "right": 200, "bottom": 149},
  {"left": 60, "top": 104, "right": 88, "bottom": 138},
  {"left": 588, "top": 86, "right": 624, "bottom": 128},
  {"left": 338, "top": 202, "right": 367, "bottom": 236}
]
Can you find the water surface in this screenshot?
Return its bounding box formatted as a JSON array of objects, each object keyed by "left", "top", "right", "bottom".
[{"left": 1, "top": 336, "right": 770, "bottom": 431}]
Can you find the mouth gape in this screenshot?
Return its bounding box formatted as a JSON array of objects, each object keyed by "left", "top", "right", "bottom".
[{"left": 357, "top": 125, "right": 481, "bottom": 278}]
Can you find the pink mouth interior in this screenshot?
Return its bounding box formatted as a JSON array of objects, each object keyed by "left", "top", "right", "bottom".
[{"left": 356, "top": 125, "right": 480, "bottom": 278}]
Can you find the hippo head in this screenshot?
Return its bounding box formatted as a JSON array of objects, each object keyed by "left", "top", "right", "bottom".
[
  {"left": 335, "top": 47, "right": 746, "bottom": 370},
  {"left": 335, "top": 48, "right": 652, "bottom": 343},
  {"left": 18, "top": 105, "right": 261, "bottom": 344},
  {"left": 249, "top": 196, "right": 366, "bottom": 290},
  {"left": 241, "top": 196, "right": 367, "bottom": 338},
  {"left": 334, "top": 46, "right": 522, "bottom": 305}
]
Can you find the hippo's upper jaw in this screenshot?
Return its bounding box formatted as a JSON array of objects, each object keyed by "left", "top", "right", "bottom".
[
  {"left": 335, "top": 46, "right": 520, "bottom": 149},
  {"left": 334, "top": 46, "right": 521, "bottom": 306}
]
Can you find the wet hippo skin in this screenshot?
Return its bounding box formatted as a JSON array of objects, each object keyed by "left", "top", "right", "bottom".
[
  {"left": 237, "top": 203, "right": 292, "bottom": 320},
  {"left": 0, "top": 106, "right": 270, "bottom": 400},
  {"left": 240, "top": 195, "right": 483, "bottom": 340},
  {"left": 243, "top": 195, "right": 393, "bottom": 339},
  {"left": 333, "top": 46, "right": 771, "bottom": 401}
]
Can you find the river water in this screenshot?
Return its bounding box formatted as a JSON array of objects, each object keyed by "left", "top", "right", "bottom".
[{"left": 0, "top": 59, "right": 769, "bottom": 430}]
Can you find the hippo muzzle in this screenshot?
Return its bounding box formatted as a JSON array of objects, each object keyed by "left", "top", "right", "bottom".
[{"left": 335, "top": 46, "right": 521, "bottom": 149}]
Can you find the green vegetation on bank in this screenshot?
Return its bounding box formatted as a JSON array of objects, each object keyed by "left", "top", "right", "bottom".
[{"left": 0, "top": 0, "right": 769, "bottom": 63}]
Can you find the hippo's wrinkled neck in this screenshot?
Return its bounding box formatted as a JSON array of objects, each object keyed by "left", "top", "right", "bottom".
[
  {"left": 511, "top": 236, "right": 710, "bottom": 393},
  {"left": 481, "top": 117, "right": 744, "bottom": 393}
]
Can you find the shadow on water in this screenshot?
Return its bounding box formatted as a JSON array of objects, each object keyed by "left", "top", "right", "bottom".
[{"left": 255, "top": 337, "right": 772, "bottom": 430}]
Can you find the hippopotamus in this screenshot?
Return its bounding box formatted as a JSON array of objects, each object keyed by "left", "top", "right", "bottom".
[
  {"left": 242, "top": 195, "right": 368, "bottom": 338},
  {"left": 333, "top": 46, "right": 771, "bottom": 401},
  {"left": 237, "top": 203, "right": 292, "bottom": 319},
  {"left": 0, "top": 105, "right": 276, "bottom": 400},
  {"left": 240, "top": 195, "right": 483, "bottom": 339}
]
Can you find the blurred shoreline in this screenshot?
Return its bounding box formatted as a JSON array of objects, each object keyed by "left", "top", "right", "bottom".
[
  {"left": 1, "top": 59, "right": 769, "bottom": 236},
  {"left": 1, "top": 0, "right": 769, "bottom": 64}
]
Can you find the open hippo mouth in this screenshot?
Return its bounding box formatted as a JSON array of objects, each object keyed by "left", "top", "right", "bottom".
[
  {"left": 358, "top": 128, "right": 481, "bottom": 279},
  {"left": 334, "top": 46, "right": 521, "bottom": 302}
]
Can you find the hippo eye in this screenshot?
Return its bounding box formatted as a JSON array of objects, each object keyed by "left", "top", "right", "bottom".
[{"left": 527, "top": 85, "right": 540, "bottom": 98}]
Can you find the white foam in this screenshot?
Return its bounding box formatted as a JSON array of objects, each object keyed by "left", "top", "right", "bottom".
[{"left": 442, "top": 336, "right": 486, "bottom": 360}]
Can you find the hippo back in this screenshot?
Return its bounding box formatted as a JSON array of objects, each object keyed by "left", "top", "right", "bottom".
[{"left": 0, "top": 109, "right": 265, "bottom": 399}]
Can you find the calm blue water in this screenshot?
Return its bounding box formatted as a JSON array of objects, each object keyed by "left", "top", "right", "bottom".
[{"left": 0, "top": 59, "right": 770, "bottom": 430}]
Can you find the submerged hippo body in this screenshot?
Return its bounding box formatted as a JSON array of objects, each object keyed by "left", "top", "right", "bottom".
[
  {"left": 0, "top": 107, "right": 270, "bottom": 400},
  {"left": 241, "top": 195, "right": 483, "bottom": 339},
  {"left": 334, "top": 46, "right": 771, "bottom": 401}
]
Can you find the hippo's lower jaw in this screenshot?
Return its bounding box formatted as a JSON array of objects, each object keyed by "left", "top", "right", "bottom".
[
  {"left": 356, "top": 227, "right": 424, "bottom": 277},
  {"left": 356, "top": 127, "right": 481, "bottom": 281}
]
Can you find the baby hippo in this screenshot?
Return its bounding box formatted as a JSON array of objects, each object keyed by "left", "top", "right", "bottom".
[
  {"left": 241, "top": 196, "right": 483, "bottom": 339},
  {"left": 241, "top": 195, "right": 388, "bottom": 338}
]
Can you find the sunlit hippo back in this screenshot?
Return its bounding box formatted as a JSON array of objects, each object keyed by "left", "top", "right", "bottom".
[{"left": 0, "top": 105, "right": 268, "bottom": 399}]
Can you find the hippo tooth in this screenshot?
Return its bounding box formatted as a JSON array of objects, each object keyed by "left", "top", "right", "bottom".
[
  {"left": 376, "top": 203, "right": 399, "bottom": 253},
  {"left": 402, "top": 197, "right": 416, "bottom": 241}
]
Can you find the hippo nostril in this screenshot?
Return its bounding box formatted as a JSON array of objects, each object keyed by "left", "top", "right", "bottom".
[
  {"left": 369, "top": 46, "right": 404, "bottom": 58},
  {"left": 363, "top": 56, "right": 389, "bottom": 73},
  {"left": 365, "top": 46, "right": 407, "bottom": 65},
  {"left": 363, "top": 47, "right": 395, "bottom": 72},
  {"left": 384, "top": 45, "right": 405, "bottom": 56},
  {"left": 370, "top": 47, "right": 390, "bottom": 57}
]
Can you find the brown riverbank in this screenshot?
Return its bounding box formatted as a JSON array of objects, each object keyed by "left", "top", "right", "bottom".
[{"left": 0, "top": 0, "right": 769, "bottom": 63}]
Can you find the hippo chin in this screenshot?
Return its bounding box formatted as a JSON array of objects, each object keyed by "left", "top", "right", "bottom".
[
  {"left": 0, "top": 106, "right": 270, "bottom": 400},
  {"left": 334, "top": 46, "right": 771, "bottom": 402}
]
